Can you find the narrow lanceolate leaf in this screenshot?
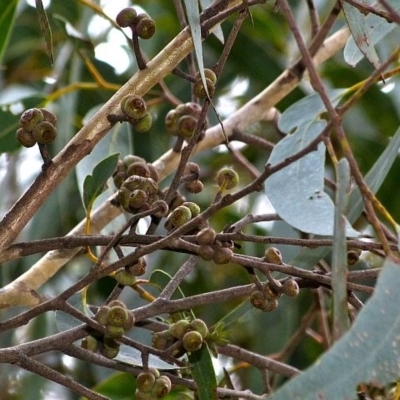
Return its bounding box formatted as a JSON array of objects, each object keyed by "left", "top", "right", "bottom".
[
  {"left": 341, "top": 1, "right": 380, "bottom": 69},
  {"left": 344, "top": 0, "right": 400, "bottom": 67},
  {"left": 266, "top": 120, "right": 358, "bottom": 237},
  {"left": 184, "top": 0, "right": 210, "bottom": 98},
  {"left": 83, "top": 153, "right": 119, "bottom": 211},
  {"left": 331, "top": 158, "right": 351, "bottom": 340},
  {"left": 188, "top": 343, "right": 218, "bottom": 400},
  {"left": 268, "top": 257, "right": 400, "bottom": 400},
  {"left": 35, "top": 0, "right": 54, "bottom": 65},
  {"left": 0, "top": 0, "right": 19, "bottom": 66}
]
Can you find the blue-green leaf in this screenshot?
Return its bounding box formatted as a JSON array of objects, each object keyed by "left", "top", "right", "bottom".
[
  {"left": 278, "top": 89, "right": 346, "bottom": 134},
  {"left": 291, "top": 125, "right": 400, "bottom": 267},
  {"left": 344, "top": 1, "right": 400, "bottom": 67},
  {"left": 0, "top": 0, "right": 19, "bottom": 66},
  {"left": 266, "top": 120, "right": 358, "bottom": 237},
  {"left": 188, "top": 343, "right": 218, "bottom": 400},
  {"left": 268, "top": 257, "right": 400, "bottom": 400},
  {"left": 342, "top": 2, "right": 380, "bottom": 69},
  {"left": 331, "top": 158, "right": 351, "bottom": 339},
  {"left": 83, "top": 153, "right": 119, "bottom": 211}
]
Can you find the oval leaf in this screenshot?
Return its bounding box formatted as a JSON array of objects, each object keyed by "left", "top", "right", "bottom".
[
  {"left": 83, "top": 153, "right": 119, "bottom": 211},
  {"left": 268, "top": 257, "right": 400, "bottom": 400},
  {"left": 344, "top": 0, "right": 400, "bottom": 67},
  {"left": 341, "top": 1, "right": 380, "bottom": 69},
  {"left": 278, "top": 89, "right": 346, "bottom": 134},
  {"left": 266, "top": 120, "right": 359, "bottom": 237}
]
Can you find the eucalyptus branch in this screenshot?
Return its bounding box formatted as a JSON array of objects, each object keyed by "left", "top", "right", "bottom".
[
  {"left": 0, "top": 25, "right": 351, "bottom": 307},
  {"left": 0, "top": 0, "right": 249, "bottom": 253}
]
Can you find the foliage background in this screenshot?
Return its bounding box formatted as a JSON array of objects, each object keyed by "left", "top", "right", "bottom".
[{"left": 1, "top": 0, "right": 400, "bottom": 399}]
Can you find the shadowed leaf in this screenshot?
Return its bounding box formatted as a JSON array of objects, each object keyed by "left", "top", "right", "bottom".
[
  {"left": 35, "top": 0, "right": 54, "bottom": 65},
  {"left": 0, "top": 0, "right": 19, "bottom": 66},
  {"left": 83, "top": 153, "right": 119, "bottom": 211}
]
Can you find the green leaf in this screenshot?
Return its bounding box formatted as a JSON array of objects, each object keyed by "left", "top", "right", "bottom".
[
  {"left": 83, "top": 153, "right": 119, "bottom": 211},
  {"left": 89, "top": 372, "right": 136, "bottom": 400},
  {"left": 0, "top": 109, "right": 22, "bottom": 153},
  {"left": 342, "top": 2, "right": 380, "bottom": 69},
  {"left": 331, "top": 158, "right": 350, "bottom": 339},
  {"left": 266, "top": 120, "right": 358, "bottom": 237},
  {"left": 0, "top": 0, "right": 19, "bottom": 66},
  {"left": 35, "top": 0, "right": 54, "bottom": 65},
  {"left": 184, "top": 0, "right": 210, "bottom": 98},
  {"left": 344, "top": 1, "right": 400, "bottom": 67},
  {"left": 188, "top": 343, "right": 218, "bottom": 400},
  {"left": 268, "top": 257, "right": 400, "bottom": 400}
]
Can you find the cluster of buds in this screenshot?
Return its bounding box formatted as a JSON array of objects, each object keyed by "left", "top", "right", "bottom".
[
  {"left": 114, "top": 155, "right": 162, "bottom": 215},
  {"left": 164, "top": 201, "right": 200, "bottom": 231},
  {"left": 182, "top": 162, "right": 204, "bottom": 194},
  {"left": 16, "top": 108, "right": 57, "bottom": 147},
  {"left": 250, "top": 247, "right": 300, "bottom": 312},
  {"left": 165, "top": 101, "right": 203, "bottom": 140},
  {"left": 196, "top": 227, "right": 234, "bottom": 265},
  {"left": 193, "top": 68, "right": 217, "bottom": 99},
  {"left": 135, "top": 369, "right": 171, "bottom": 400},
  {"left": 152, "top": 318, "right": 209, "bottom": 356},
  {"left": 82, "top": 300, "right": 135, "bottom": 359},
  {"left": 116, "top": 7, "right": 156, "bottom": 39},
  {"left": 250, "top": 277, "right": 300, "bottom": 313}
]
